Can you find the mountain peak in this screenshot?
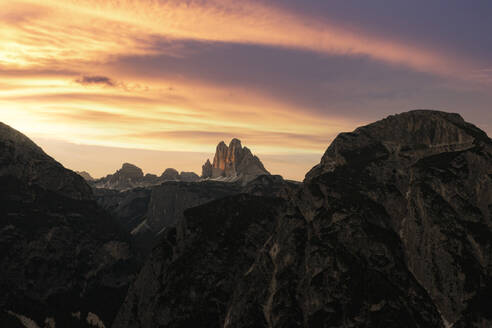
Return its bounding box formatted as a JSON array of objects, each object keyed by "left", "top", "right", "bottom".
[
  {"left": 161, "top": 168, "right": 179, "bottom": 180},
  {"left": 229, "top": 138, "right": 242, "bottom": 148},
  {"left": 120, "top": 163, "right": 144, "bottom": 176},
  {"left": 202, "top": 138, "right": 269, "bottom": 182},
  {"left": 306, "top": 109, "right": 490, "bottom": 181}
]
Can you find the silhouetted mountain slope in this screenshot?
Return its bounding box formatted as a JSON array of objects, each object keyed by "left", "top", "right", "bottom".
[
  {"left": 0, "top": 123, "right": 139, "bottom": 327},
  {"left": 113, "top": 110, "right": 491, "bottom": 328},
  {"left": 0, "top": 122, "right": 92, "bottom": 200}
]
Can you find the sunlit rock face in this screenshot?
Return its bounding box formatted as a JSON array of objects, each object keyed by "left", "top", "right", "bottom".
[
  {"left": 114, "top": 110, "right": 492, "bottom": 328},
  {"left": 202, "top": 138, "right": 270, "bottom": 183}
]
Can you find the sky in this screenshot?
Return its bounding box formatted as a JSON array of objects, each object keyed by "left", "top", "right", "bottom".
[{"left": 1, "top": 0, "right": 491, "bottom": 180}]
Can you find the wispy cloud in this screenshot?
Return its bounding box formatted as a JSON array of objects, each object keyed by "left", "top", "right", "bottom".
[{"left": 0, "top": 0, "right": 477, "bottom": 77}]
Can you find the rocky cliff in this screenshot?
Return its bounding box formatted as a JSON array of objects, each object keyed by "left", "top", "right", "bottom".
[
  {"left": 202, "top": 138, "right": 270, "bottom": 183},
  {"left": 0, "top": 122, "right": 140, "bottom": 327},
  {"left": 113, "top": 110, "right": 492, "bottom": 328}
]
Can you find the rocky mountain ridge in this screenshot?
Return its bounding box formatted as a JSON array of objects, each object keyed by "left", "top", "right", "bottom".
[
  {"left": 92, "top": 163, "right": 200, "bottom": 191},
  {"left": 202, "top": 138, "right": 270, "bottom": 183},
  {"left": 85, "top": 138, "right": 271, "bottom": 191}
]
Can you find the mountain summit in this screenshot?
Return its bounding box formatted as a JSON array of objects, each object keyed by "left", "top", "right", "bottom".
[
  {"left": 306, "top": 109, "right": 489, "bottom": 181},
  {"left": 201, "top": 138, "right": 269, "bottom": 182}
]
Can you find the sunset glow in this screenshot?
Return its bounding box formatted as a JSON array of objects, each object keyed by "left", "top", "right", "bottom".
[{"left": 1, "top": 0, "right": 491, "bottom": 179}]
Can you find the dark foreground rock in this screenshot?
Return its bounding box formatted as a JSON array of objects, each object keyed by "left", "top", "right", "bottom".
[
  {"left": 113, "top": 110, "right": 491, "bottom": 328},
  {"left": 0, "top": 123, "right": 140, "bottom": 328}
]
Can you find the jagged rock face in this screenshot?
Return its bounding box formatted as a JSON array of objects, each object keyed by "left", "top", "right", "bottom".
[
  {"left": 202, "top": 159, "right": 212, "bottom": 178},
  {"left": 160, "top": 168, "right": 179, "bottom": 181},
  {"left": 202, "top": 138, "right": 269, "bottom": 182},
  {"left": 0, "top": 124, "right": 140, "bottom": 328},
  {"left": 0, "top": 122, "right": 92, "bottom": 200},
  {"left": 213, "top": 141, "right": 229, "bottom": 174},
  {"left": 114, "top": 110, "right": 491, "bottom": 327}
]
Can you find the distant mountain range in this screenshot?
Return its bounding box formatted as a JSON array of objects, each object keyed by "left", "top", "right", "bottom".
[
  {"left": 86, "top": 138, "right": 270, "bottom": 191},
  {"left": 1, "top": 110, "right": 491, "bottom": 328}
]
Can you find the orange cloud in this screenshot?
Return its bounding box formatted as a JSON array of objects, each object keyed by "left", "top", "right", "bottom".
[
  {"left": 0, "top": 0, "right": 474, "bottom": 77},
  {"left": 0, "top": 70, "right": 351, "bottom": 155}
]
